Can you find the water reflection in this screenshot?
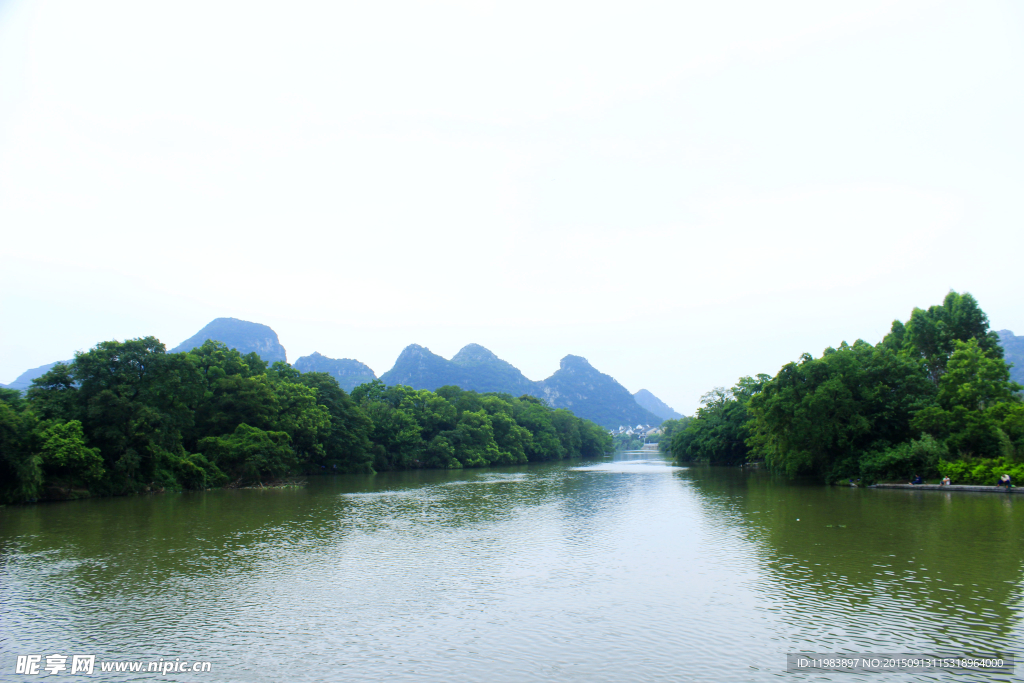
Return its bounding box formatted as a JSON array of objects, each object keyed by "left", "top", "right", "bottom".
[
  {"left": 0, "top": 456, "right": 1021, "bottom": 682},
  {"left": 682, "top": 466, "right": 1024, "bottom": 670}
]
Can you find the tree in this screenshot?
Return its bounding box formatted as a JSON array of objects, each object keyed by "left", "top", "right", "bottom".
[
  {"left": 900, "top": 291, "right": 1003, "bottom": 384},
  {"left": 658, "top": 416, "right": 692, "bottom": 453},
  {"left": 449, "top": 410, "right": 501, "bottom": 467},
  {"left": 579, "top": 419, "right": 613, "bottom": 458},
  {"left": 513, "top": 397, "right": 565, "bottom": 461},
  {"left": 671, "top": 380, "right": 752, "bottom": 466},
  {"left": 912, "top": 338, "right": 1022, "bottom": 460},
  {"left": 938, "top": 339, "right": 1020, "bottom": 411},
  {"left": 295, "top": 372, "right": 374, "bottom": 473},
  {"left": 199, "top": 423, "right": 295, "bottom": 484},
  {"left": 267, "top": 373, "right": 331, "bottom": 464},
  {"left": 186, "top": 342, "right": 277, "bottom": 445},
  {"left": 361, "top": 401, "right": 423, "bottom": 470},
  {"left": 747, "top": 341, "right": 932, "bottom": 480},
  {"left": 486, "top": 410, "right": 531, "bottom": 465},
  {"left": 0, "top": 397, "right": 42, "bottom": 503},
  {"left": 550, "top": 409, "right": 583, "bottom": 459},
  {"left": 38, "top": 420, "right": 105, "bottom": 490},
  {"left": 30, "top": 337, "right": 204, "bottom": 492}
]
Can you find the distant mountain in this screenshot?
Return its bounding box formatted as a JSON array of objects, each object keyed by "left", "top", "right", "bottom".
[
  {"left": 171, "top": 318, "right": 287, "bottom": 363},
  {"left": 450, "top": 344, "right": 540, "bottom": 396},
  {"left": 380, "top": 343, "right": 542, "bottom": 397},
  {"left": 378, "top": 344, "right": 663, "bottom": 428},
  {"left": 379, "top": 344, "right": 477, "bottom": 392},
  {"left": 633, "top": 389, "right": 682, "bottom": 421},
  {"left": 4, "top": 360, "right": 72, "bottom": 392},
  {"left": 293, "top": 352, "right": 376, "bottom": 392},
  {"left": 539, "top": 355, "right": 663, "bottom": 429},
  {"left": 998, "top": 330, "right": 1024, "bottom": 388}
]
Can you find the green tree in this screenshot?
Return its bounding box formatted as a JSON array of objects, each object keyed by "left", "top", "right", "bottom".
[
  {"left": 362, "top": 400, "right": 423, "bottom": 470},
  {"left": 199, "top": 423, "right": 295, "bottom": 484},
  {"left": 267, "top": 370, "right": 331, "bottom": 464},
  {"left": 486, "top": 410, "right": 531, "bottom": 465},
  {"left": 671, "top": 383, "right": 753, "bottom": 466},
  {"left": 911, "top": 338, "right": 1022, "bottom": 460},
  {"left": 657, "top": 416, "right": 692, "bottom": 453},
  {"left": 29, "top": 338, "right": 203, "bottom": 492},
  {"left": 186, "top": 342, "right": 277, "bottom": 444},
  {"left": 579, "top": 420, "right": 613, "bottom": 457},
  {"left": 513, "top": 396, "right": 566, "bottom": 461},
  {"left": 38, "top": 420, "right": 105, "bottom": 490},
  {"left": 449, "top": 410, "right": 501, "bottom": 467},
  {"left": 295, "top": 371, "right": 374, "bottom": 473},
  {"left": 897, "top": 291, "right": 1003, "bottom": 384},
  {"left": 0, "top": 394, "right": 43, "bottom": 503},
  {"left": 938, "top": 338, "right": 1020, "bottom": 411},
  {"left": 747, "top": 342, "right": 933, "bottom": 480}
]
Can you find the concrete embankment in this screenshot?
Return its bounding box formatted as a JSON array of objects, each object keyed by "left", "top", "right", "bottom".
[{"left": 870, "top": 483, "right": 1023, "bottom": 494}]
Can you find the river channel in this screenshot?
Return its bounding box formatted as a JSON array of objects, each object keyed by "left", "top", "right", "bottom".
[{"left": 2, "top": 451, "right": 1022, "bottom": 681}]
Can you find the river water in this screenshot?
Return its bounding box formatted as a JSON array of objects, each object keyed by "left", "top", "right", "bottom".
[{"left": 1, "top": 452, "right": 1022, "bottom": 682}]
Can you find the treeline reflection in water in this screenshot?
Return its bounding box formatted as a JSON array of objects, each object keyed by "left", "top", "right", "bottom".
[
  {"left": 681, "top": 465, "right": 1024, "bottom": 668},
  {"left": 0, "top": 454, "right": 1021, "bottom": 682}
]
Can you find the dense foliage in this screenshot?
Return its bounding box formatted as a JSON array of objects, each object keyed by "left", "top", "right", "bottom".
[
  {"left": 0, "top": 340, "right": 612, "bottom": 504},
  {"left": 656, "top": 416, "right": 693, "bottom": 454},
  {"left": 671, "top": 292, "right": 1024, "bottom": 484}
]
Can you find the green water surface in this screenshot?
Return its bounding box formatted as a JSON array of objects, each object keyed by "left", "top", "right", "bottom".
[{"left": 1, "top": 452, "right": 1021, "bottom": 681}]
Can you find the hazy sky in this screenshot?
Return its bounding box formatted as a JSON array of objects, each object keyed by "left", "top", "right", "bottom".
[{"left": 2, "top": 1, "right": 1022, "bottom": 413}]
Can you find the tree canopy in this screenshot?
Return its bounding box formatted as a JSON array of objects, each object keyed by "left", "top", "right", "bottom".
[
  {"left": 1, "top": 340, "right": 612, "bottom": 503},
  {"left": 671, "top": 291, "right": 1024, "bottom": 484}
]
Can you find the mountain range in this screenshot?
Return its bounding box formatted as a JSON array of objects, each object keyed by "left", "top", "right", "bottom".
[
  {"left": 8, "top": 319, "right": 1020, "bottom": 428},
  {"left": 4, "top": 317, "right": 668, "bottom": 428},
  {"left": 377, "top": 343, "right": 663, "bottom": 428}
]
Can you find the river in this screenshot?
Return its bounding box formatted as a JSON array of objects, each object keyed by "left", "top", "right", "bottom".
[{"left": 1, "top": 451, "right": 1022, "bottom": 681}]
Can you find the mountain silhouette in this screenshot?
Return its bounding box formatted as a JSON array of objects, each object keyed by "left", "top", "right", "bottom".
[
  {"left": 379, "top": 344, "right": 664, "bottom": 428},
  {"left": 293, "top": 352, "right": 377, "bottom": 392},
  {"left": 633, "top": 389, "right": 683, "bottom": 421},
  {"left": 171, "top": 318, "right": 287, "bottom": 363}
]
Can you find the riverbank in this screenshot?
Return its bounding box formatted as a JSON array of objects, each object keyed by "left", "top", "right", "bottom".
[{"left": 871, "top": 483, "right": 1023, "bottom": 494}]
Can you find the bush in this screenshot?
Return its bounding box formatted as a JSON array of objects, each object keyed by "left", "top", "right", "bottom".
[
  {"left": 170, "top": 452, "right": 228, "bottom": 489},
  {"left": 858, "top": 435, "right": 947, "bottom": 484},
  {"left": 937, "top": 457, "right": 1024, "bottom": 485},
  {"left": 199, "top": 423, "right": 295, "bottom": 484}
]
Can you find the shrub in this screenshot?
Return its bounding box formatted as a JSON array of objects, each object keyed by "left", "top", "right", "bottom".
[
  {"left": 937, "top": 457, "right": 1024, "bottom": 485},
  {"left": 858, "top": 435, "right": 947, "bottom": 484}
]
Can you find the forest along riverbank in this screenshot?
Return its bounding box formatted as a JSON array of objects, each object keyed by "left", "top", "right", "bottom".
[
  {"left": 0, "top": 345, "right": 613, "bottom": 506},
  {"left": 1, "top": 460, "right": 1020, "bottom": 682},
  {"left": 663, "top": 291, "right": 1024, "bottom": 489}
]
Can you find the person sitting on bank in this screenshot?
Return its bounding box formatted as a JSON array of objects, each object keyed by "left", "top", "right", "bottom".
[
  {"left": 911, "top": 474, "right": 923, "bottom": 485},
  {"left": 998, "top": 474, "right": 1013, "bottom": 490},
  {"left": 940, "top": 476, "right": 951, "bottom": 486}
]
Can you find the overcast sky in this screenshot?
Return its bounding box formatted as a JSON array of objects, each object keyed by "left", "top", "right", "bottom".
[{"left": 1, "top": 0, "right": 1022, "bottom": 414}]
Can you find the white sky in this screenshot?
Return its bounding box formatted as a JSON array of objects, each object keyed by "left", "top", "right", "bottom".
[{"left": 1, "top": 0, "right": 1022, "bottom": 414}]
